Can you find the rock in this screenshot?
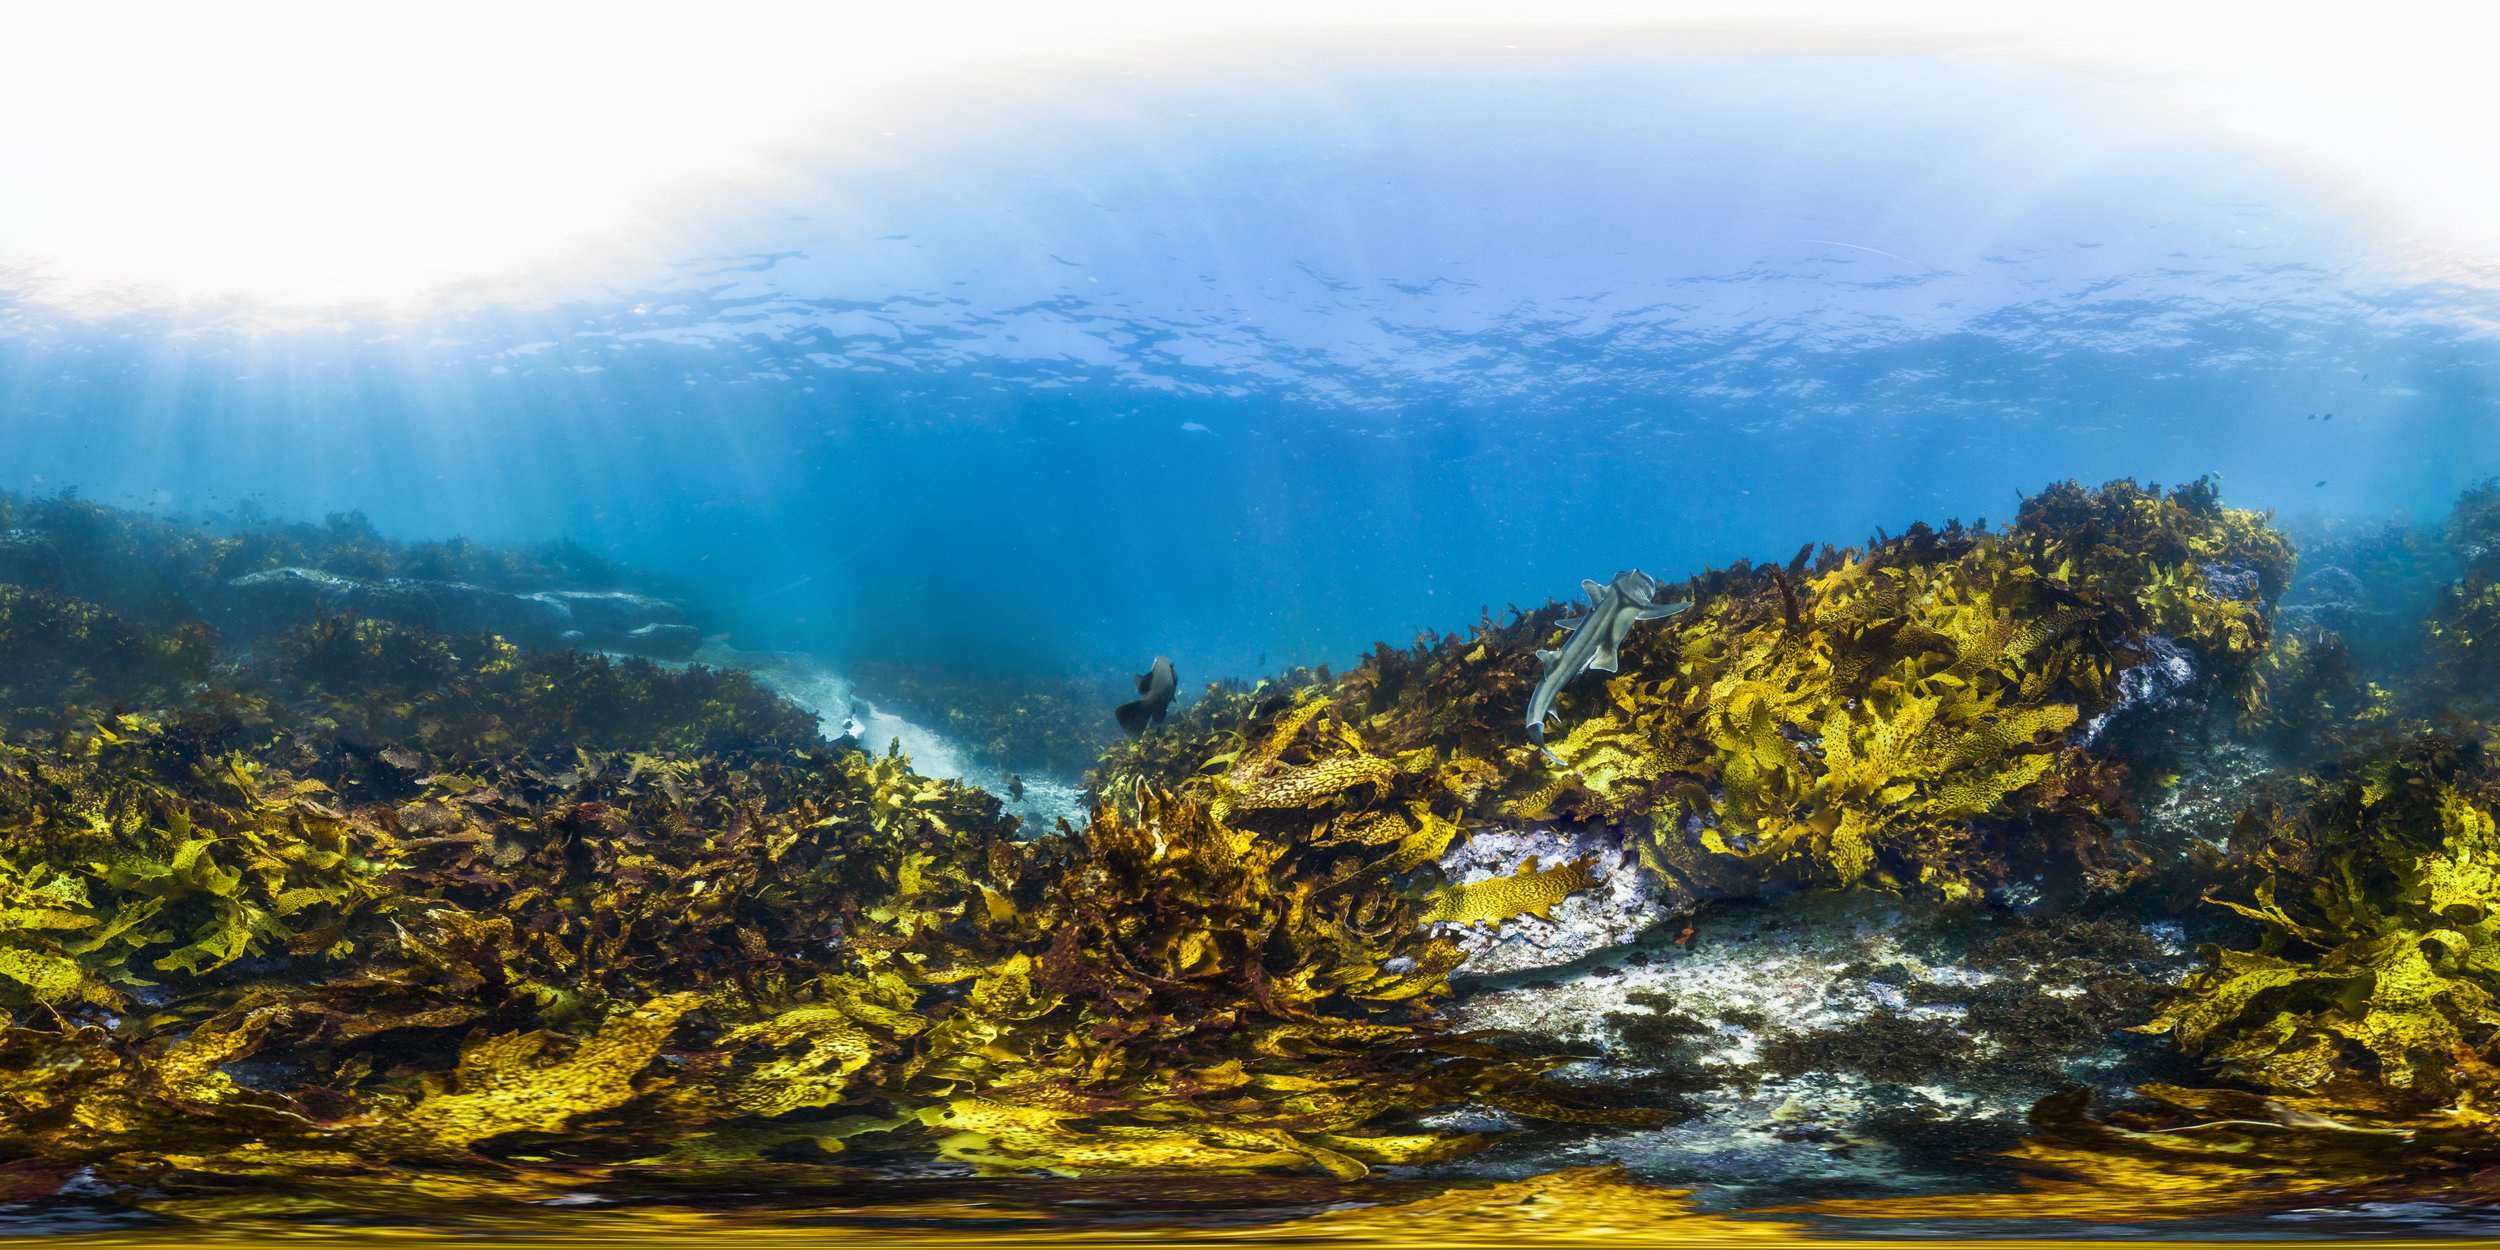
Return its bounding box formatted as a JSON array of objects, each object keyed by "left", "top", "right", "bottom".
[
  {"left": 2078, "top": 635, "right": 2199, "bottom": 745},
  {"left": 215, "top": 567, "right": 695, "bottom": 659},
  {"left": 1444, "top": 890, "right": 2191, "bottom": 1206},
  {"left": 2200, "top": 561, "right": 2263, "bottom": 602}
]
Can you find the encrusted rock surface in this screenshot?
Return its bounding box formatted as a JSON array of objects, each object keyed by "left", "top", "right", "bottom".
[{"left": 1441, "top": 889, "right": 2190, "bottom": 1205}]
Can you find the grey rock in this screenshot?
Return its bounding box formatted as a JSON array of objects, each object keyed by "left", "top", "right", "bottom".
[
  {"left": 2200, "top": 561, "right": 2263, "bottom": 601},
  {"left": 1444, "top": 889, "right": 2189, "bottom": 1207},
  {"left": 2078, "top": 635, "right": 2200, "bottom": 745}
]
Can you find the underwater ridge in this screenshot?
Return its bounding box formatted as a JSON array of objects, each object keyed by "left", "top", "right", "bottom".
[{"left": 9, "top": 478, "right": 2500, "bottom": 1238}]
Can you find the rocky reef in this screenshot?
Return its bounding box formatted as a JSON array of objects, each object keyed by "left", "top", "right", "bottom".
[{"left": 9, "top": 477, "right": 2500, "bottom": 1236}]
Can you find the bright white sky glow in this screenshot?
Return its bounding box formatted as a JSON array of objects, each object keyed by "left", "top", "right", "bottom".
[{"left": 0, "top": 0, "right": 2493, "bottom": 313}]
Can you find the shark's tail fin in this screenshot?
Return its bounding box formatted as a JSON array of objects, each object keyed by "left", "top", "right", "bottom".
[
  {"left": 1116, "top": 698, "right": 1157, "bottom": 738},
  {"left": 1528, "top": 719, "right": 1566, "bottom": 767}
]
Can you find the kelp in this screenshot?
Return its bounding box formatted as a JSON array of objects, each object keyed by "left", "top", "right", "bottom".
[
  {"left": 3, "top": 477, "right": 2397, "bottom": 1225},
  {"left": 2142, "top": 732, "right": 2500, "bottom": 1117},
  {"left": 255, "top": 615, "right": 822, "bottom": 760},
  {"left": 0, "top": 715, "right": 390, "bottom": 1012},
  {"left": 1093, "top": 478, "right": 2289, "bottom": 901},
  {"left": 0, "top": 699, "right": 1626, "bottom": 1209},
  {"left": 1847, "top": 731, "right": 2500, "bottom": 1225}
]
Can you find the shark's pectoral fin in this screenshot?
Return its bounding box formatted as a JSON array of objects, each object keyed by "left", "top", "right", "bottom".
[
  {"left": 1556, "top": 613, "right": 1587, "bottom": 633},
  {"left": 1635, "top": 599, "right": 1692, "bottom": 622},
  {"left": 1134, "top": 672, "right": 1155, "bottom": 694},
  {"left": 1535, "top": 647, "right": 1561, "bottom": 670},
  {"left": 1589, "top": 642, "right": 1621, "bottom": 673}
]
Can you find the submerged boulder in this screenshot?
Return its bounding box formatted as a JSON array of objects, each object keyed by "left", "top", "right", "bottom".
[{"left": 1435, "top": 825, "right": 1689, "bottom": 976}]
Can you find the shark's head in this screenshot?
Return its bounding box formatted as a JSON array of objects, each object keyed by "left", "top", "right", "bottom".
[{"left": 1611, "top": 569, "right": 1665, "bottom": 606}]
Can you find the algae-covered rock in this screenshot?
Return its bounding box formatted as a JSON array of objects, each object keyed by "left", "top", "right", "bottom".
[
  {"left": 218, "top": 568, "right": 698, "bottom": 659},
  {"left": 1094, "top": 477, "right": 2286, "bottom": 924}
]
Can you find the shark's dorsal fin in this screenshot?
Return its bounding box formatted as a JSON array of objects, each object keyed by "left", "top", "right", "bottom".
[
  {"left": 1557, "top": 613, "right": 1587, "bottom": 633},
  {"left": 1535, "top": 647, "right": 1561, "bottom": 670},
  {"left": 1580, "top": 578, "right": 1606, "bottom": 600},
  {"left": 1589, "top": 642, "right": 1621, "bottom": 673}
]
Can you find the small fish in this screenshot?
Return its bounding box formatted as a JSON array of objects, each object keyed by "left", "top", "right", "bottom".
[
  {"left": 2323, "top": 412, "right": 2334, "bottom": 421},
  {"left": 1005, "top": 773, "right": 1025, "bottom": 802},
  {"left": 2317, "top": 480, "right": 2328, "bottom": 488},
  {"left": 1528, "top": 570, "right": 1690, "bottom": 761},
  {"left": 1117, "top": 656, "right": 1177, "bottom": 737}
]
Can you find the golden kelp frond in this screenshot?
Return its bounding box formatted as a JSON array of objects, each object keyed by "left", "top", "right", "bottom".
[
  {"left": 354, "top": 993, "right": 705, "bottom": 1156},
  {"left": 0, "top": 721, "right": 392, "bottom": 1011},
  {"left": 904, "top": 789, "right": 1636, "bottom": 1176},
  {"left": 0, "top": 695, "right": 1636, "bottom": 1198}
]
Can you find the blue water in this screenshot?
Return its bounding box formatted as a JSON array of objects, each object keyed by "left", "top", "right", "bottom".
[{"left": 5, "top": 53, "right": 2497, "bottom": 687}]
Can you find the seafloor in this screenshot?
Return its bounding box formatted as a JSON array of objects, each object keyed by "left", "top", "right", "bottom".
[{"left": 8, "top": 477, "right": 2500, "bottom": 1242}]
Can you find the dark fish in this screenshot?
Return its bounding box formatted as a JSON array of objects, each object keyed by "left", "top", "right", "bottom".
[
  {"left": 1005, "top": 773, "right": 1025, "bottom": 802},
  {"left": 2317, "top": 480, "right": 2328, "bottom": 487},
  {"left": 1116, "top": 656, "right": 1177, "bottom": 737}
]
